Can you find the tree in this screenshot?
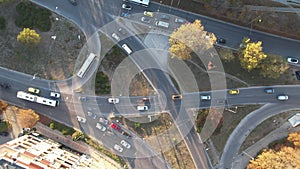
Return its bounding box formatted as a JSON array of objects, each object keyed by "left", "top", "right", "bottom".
[
  {"left": 247, "top": 132, "right": 300, "bottom": 169},
  {"left": 17, "top": 109, "right": 39, "bottom": 128},
  {"left": 259, "top": 54, "right": 289, "bottom": 79},
  {"left": 17, "top": 28, "right": 41, "bottom": 47},
  {"left": 135, "top": 122, "right": 141, "bottom": 129},
  {"left": 0, "top": 99, "right": 8, "bottom": 114},
  {"left": 239, "top": 38, "right": 267, "bottom": 71},
  {"left": 72, "top": 131, "right": 85, "bottom": 141},
  {"left": 0, "top": 16, "right": 5, "bottom": 30},
  {"left": 287, "top": 132, "right": 300, "bottom": 147},
  {"left": 169, "top": 19, "right": 216, "bottom": 60},
  {"left": 218, "top": 48, "right": 235, "bottom": 62}
]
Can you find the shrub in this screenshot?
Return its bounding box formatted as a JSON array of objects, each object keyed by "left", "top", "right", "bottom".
[
  {"left": 0, "top": 16, "right": 5, "bottom": 30},
  {"left": 0, "top": 121, "right": 9, "bottom": 132},
  {"left": 49, "top": 122, "right": 56, "bottom": 129}
]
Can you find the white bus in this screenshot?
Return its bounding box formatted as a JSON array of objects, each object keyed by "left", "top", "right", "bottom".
[
  {"left": 76, "top": 53, "right": 96, "bottom": 78},
  {"left": 17, "top": 91, "right": 59, "bottom": 107},
  {"left": 122, "top": 44, "right": 132, "bottom": 54},
  {"left": 129, "top": 0, "right": 149, "bottom": 7}
]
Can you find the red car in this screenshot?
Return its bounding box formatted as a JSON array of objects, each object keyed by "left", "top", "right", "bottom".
[{"left": 110, "top": 123, "right": 121, "bottom": 131}]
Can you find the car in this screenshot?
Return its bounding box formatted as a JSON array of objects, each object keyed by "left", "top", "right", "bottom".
[
  {"left": 69, "top": 0, "right": 77, "bottom": 6},
  {"left": 0, "top": 83, "right": 10, "bottom": 89},
  {"left": 229, "top": 89, "right": 239, "bottom": 95},
  {"left": 87, "top": 111, "right": 97, "bottom": 119},
  {"left": 111, "top": 33, "right": 120, "bottom": 41},
  {"left": 287, "top": 57, "right": 298, "bottom": 64},
  {"left": 174, "top": 18, "right": 185, "bottom": 23},
  {"left": 118, "top": 28, "right": 127, "bottom": 35},
  {"left": 28, "top": 87, "right": 40, "bottom": 94},
  {"left": 144, "top": 11, "right": 153, "bottom": 17},
  {"left": 137, "top": 105, "right": 148, "bottom": 111},
  {"left": 200, "top": 95, "right": 211, "bottom": 101},
  {"left": 110, "top": 123, "right": 121, "bottom": 131},
  {"left": 50, "top": 91, "right": 60, "bottom": 98},
  {"left": 172, "top": 94, "right": 182, "bottom": 100},
  {"left": 160, "top": 14, "right": 170, "bottom": 20},
  {"left": 121, "top": 131, "right": 132, "bottom": 138},
  {"left": 142, "top": 97, "right": 149, "bottom": 101},
  {"left": 114, "top": 144, "right": 123, "bottom": 153},
  {"left": 99, "top": 117, "right": 109, "bottom": 125},
  {"left": 296, "top": 71, "right": 300, "bottom": 80},
  {"left": 217, "top": 38, "right": 226, "bottom": 44},
  {"left": 264, "top": 88, "right": 274, "bottom": 94},
  {"left": 277, "top": 94, "right": 288, "bottom": 101},
  {"left": 0, "top": 132, "right": 9, "bottom": 136},
  {"left": 120, "top": 140, "right": 131, "bottom": 149},
  {"left": 141, "top": 17, "right": 151, "bottom": 23},
  {"left": 79, "top": 96, "right": 87, "bottom": 102},
  {"left": 96, "top": 123, "right": 106, "bottom": 131},
  {"left": 77, "top": 116, "right": 86, "bottom": 123},
  {"left": 120, "top": 12, "right": 131, "bottom": 18},
  {"left": 108, "top": 97, "right": 119, "bottom": 104},
  {"left": 122, "top": 4, "right": 132, "bottom": 10}
]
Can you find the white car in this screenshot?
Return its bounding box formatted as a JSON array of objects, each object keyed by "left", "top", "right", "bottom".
[
  {"left": 108, "top": 97, "right": 119, "bottom": 104},
  {"left": 87, "top": 111, "right": 97, "bottom": 119},
  {"left": 50, "top": 91, "right": 60, "bottom": 98},
  {"left": 137, "top": 105, "right": 148, "bottom": 111},
  {"left": 96, "top": 123, "right": 106, "bottom": 131},
  {"left": 277, "top": 94, "right": 288, "bottom": 101},
  {"left": 114, "top": 144, "right": 123, "bottom": 153},
  {"left": 111, "top": 33, "right": 120, "bottom": 41},
  {"left": 99, "top": 117, "right": 109, "bottom": 125},
  {"left": 120, "top": 140, "right": 131, "bottom": 149},
  {"left": 200, "top": 95, "right": 211, "bottom": 101},
  {"left": 122, "top": 4, "right": 131, "bottom": 10},
  {"left": 77, "top": 116, "right": 86, "bottom": 123},
  {"left": 287, "top": 57, "right": 298, "bottom": 64}
]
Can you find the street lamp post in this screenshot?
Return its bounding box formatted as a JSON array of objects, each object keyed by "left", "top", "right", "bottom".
[{"left": 249, "top": 16, "right": 262, "bottom": 36}]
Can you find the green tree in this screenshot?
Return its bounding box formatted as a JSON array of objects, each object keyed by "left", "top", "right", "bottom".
[
  {"left": 0, "top": 16, "right": 5, "bottom": 30},
  {"left": 72, "top": 131, "right": 85, "bottom": 141},
  {"left": 17, "top": 28, "right": 41, "bottom": 47},
  {"left": 0, "top": 121, "right": 10, "bottom": 132},
  {"left": 135, "top": 122, "right": 141, "bottom": 129},
  {"left": 169, "top": 19, "right": 216, "bottom": 60},
  {"left": 219, "top": 48, "right": 235, "bottom": 62},
  {"left": 239, "top": 38, "right": 267, "bottom": 71},
  {"left": 259, "top": 54, "right": 289, "bottom": 79}
]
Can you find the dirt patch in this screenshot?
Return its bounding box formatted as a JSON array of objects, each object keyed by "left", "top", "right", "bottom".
[{"left": 0, "top": 0, "right": 85, "bottom": 80}]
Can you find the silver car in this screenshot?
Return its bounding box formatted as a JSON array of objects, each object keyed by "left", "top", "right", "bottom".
[
  {"left": 96, "top": 123, "right": 106, "bottom": 131},
  {"left": 114, "top": 144, "right": 123, "bottom": 153},
  {"left": 120, "top": 140, "right": 131, "bottom": 149}
]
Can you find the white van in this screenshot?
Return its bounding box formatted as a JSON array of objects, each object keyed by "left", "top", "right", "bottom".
[
  {"left": 122, "top": 44, "right": 132, "bottom": 54},
  {"left": 155, "top": 21, "right": 169, "bottom": 29}
]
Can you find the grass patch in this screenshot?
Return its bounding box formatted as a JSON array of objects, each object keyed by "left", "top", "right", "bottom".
[
  {"left": 210, "top": 105, "right": 261, "bottom": 156},
  {"left": 95, "top": 71, "right": 110, "bottom": 95},
  {"left": 240, "top": 110, "right": 296, "bottom": 151},
  {"left": 15, "top": 1, "right": 51, "bottom": 32},
  {"left": 0, "top": 121, "right": 9, "bottom": 132}
]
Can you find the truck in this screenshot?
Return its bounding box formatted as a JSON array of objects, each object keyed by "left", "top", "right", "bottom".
[{"left": 155, "top": 21, "right": 169, "bottom": 29}]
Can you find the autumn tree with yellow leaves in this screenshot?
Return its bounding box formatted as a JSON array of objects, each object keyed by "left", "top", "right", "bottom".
[
  {"left": 17, "top": 28, "right": 41, "bottom": 47},
  {"left": 17, "top": 108, "right": 39, "bottom": 128},
  {"left": 169, "top": 19, "right": 216, "bottom": 60},
  {"left": 239, "top": 38, "right": 267, "bottom": 71},
  {"left": 247, "top": 132, "right": 300, "bottom": 169}
]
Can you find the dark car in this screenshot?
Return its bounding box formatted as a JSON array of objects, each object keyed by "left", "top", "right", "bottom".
[
  {"left": 0, "top": 83, "right": 10, "bottom": 89},
  {"left": 121, "top": 12, "right": 131, "bottom": 18},
  {"left": 160, "top": 14, "right": 170, "bottom": 20},
  {"left": 217, "top": 38, "right": 226, "bottom": 44},
  {"left": 69, "top": 0, "right": 77, "bottom": 5},
  {"left": 0, "top": 132, "right": 9, "bottom": 136},
  {"left": 264, "top": 88, "right": 274, "bottom": 94},
  {"left": 295, "top": 71, "right": 300, "bottom": 80}
]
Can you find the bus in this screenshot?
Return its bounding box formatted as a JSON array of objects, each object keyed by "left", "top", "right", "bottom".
[
  {"left": 129, "top": 0, "right": 149, "bottom": 7},
  {"left": 17, "top": 91, "right": 59, "bottom": 107},
  {"left": 76, "top": 53, "right": 96, "bottom": 78}
]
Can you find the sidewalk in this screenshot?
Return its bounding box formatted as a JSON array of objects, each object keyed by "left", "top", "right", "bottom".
[
  {"left": 245, "top": 5, "right": 300, "bottom": 13},
  {"left": 232, "top": 122, "right": 300, "bottom": 169}
]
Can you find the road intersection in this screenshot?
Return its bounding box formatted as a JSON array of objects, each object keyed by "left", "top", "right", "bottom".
[{"left": 1, "top": 0, "right": 300, "bottom": 169}]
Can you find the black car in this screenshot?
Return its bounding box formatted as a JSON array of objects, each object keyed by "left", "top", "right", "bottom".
[
  {"left": 264, "top": 88, "right": 274, "bottom": 94},
  {"left": 69, "top": 0, "right": 77, "bottom": 6},
  {"left": 217, "top": 38, "right": 226, "bottom": 44},
  {"left": 296, "top": 71, "right": 300, "bottom": 80},
  {"left": 0, "top": 83, "right": 10, "bottom": 89},
  {"left": 0, "top": 132, "right": 9, "bottom": 136}
]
